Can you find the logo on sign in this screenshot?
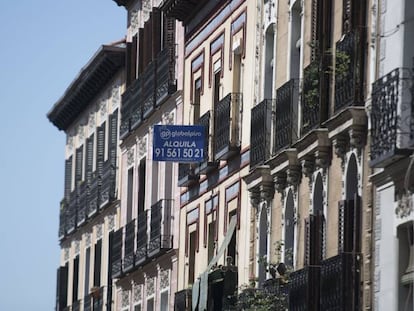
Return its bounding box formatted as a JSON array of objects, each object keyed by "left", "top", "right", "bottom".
[{"left": 159, "top": 127, "right": 171, "bottom": 140}]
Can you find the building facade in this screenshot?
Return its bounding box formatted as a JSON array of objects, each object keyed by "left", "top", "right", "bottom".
[
  {"left": 369, "top": 0, "right": 414, "bottom": 309},
  {"left": 49, "top": 45, "right": 125, "bottom": 311},
  {"left": 109, "top": 1, "right": 184, "bottom": 310}
]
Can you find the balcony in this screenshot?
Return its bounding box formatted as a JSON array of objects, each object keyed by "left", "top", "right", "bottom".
[
  {"left": 174, "top": 288, "right": 192, "bottom": 311},
  {"left": 123, "top": 220, "right": 136, "bottom": 273},
  {"left": 135, "top": 211, "right": 148, "bottom": 266},
  {"left": 111, "top": 228, "right": 123, "bottom": 278},
  {"left": 83, "top": 295, "right": 92, "bottom": 311},
  {"left": 161, "top": 0, "right": 207, "bottom": 23},
  {"left": 72, "top": 300, "right": 80, "bottom": 311},
  {"left": 88, "top": 174, "right": 99, "bottom": 217},
  {"left": 334, "top": 30, "right": 364, "bottom": 112},
  {"left": 99, "top": 160, "right": 116, "bottom": 210},
  {"left": 288, "top": 265, "right": 320, "bottom": 311},
  {"left": 370, "top": 68, "right": 414, "bottom": 167},
  {"left": 66, "top": 191, "right": 77, "bottom": 234},
  {"left": 195, "top": 111, "right": 218, "bottom": 174},
  {"left": 91, "top": 287, "right": 104, "bottom": 311},
  {"left": 142, "top": 61, "right": 156, "bottom": 119},
  {"left": 156, "top": 47, "right": 177, "bottom": 106},
  {"left": 320, "top": 252, "right": 360, "bottom": 310},
  {"left": 214, "top": 93, "right": 242, "bottom": 160},
  {"left": 59, "top": 199, "right": 67, "bottom": 239},
  {"left": 178, "top": 163, "right": 199, "bottom": 187},
  {"left": 250, "top": 99, "right": 274, "bottom": 169},
  {"left": 148, "top": 199, "right": 174, "bottom": 258},
  {"left": 77, "top": 182, "right": 88, "bottom": 226},
  {"left": 274, "top": 79, "right": 299, "bottom": 154},
  {"left": 120, "top": 76, "right": 143, "bottom": 140},
  {"left": 301, "top": 61, "right": 320, "bottom": 136}
]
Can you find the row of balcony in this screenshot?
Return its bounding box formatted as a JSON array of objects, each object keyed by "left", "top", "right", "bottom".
[
  {"left": 178, "top": 92, "right": 242, "bottom": 187},
  {"left": 111, "top": 199, "right": 174, "bottom": 278},
  {"left": 120, "top": 46, "right": 177, "bottom": 140},
  {"left": 59, "top": 160, "right": 117, "bottom": 239},
  {"left": 68, "top": 287, "right": 104, "bottom": 311}
]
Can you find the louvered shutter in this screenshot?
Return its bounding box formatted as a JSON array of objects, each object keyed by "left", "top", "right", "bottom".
[
  {"left": 151, "top": 203, "right": 161, "bottom": 241},
  {"left": 72, "top": 255, "right": 79, "bottom": 302},
  {"left": 86, "top": 135, "right": 94, "bottom": 183},
  {"left": 111, "top": 229, "right": 123, "bottom": 277},
  {"left": 137, "top": 211, "right": 147, "bottom": 249},
  {"left": 57, "top": 265, "right": 68, "bottom": 310},
  {"left": 75, "top": 146, "right": 83, "bottom": 185},
  {"left": 84, "top": 247, "right": 90, "bottom": 296},
  {"left": 143, "top": 15, "right": 153, "bottom": 66},
  {"left": 126, "top": 34, "right": 138, "bottom": 86},
  {"left": 96, "top": 123, "right": 105, "bottom": 176},
  {"left": 165, "top": 16, "right": 176, "bottom": 82},
  {"left": 152, "top": 8, "right": 161, "bottom": 58},
  {"left": 353, "top": 194, "right": 362, "bottom": 253},
  {"left": 108, "top": 110, "right": 118, "bottom": 168},
  {"left": 64, "top": 157, "right": 73, "bottom": 200},
  {"left": 93, "top": 240, "right": 102, "bottom": 287},
  {"left": 304, "top": 217, "right": 311, "bottom": 265},
  {"left": 304, "top": 214, "right": 324, "bottom": 266},
  {"left": 138, "top": 158, "right": 146, "bottom": 213},
  {"left": 138, "top": 28, "right": 145, "bottom": 75},
  {"left": 125, "top": 220, "right": 136, "bottom": 258},
  {"left": 338, "top": 200, "right": 347, "bottom": 253}
]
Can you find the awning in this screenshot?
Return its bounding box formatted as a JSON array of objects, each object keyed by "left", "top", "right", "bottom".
[{"left": 192, "top": 215, "right": 237, "bottom": 311}]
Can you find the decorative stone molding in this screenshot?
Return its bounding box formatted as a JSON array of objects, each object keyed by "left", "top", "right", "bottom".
[
  {"left": 163, "top": 111, "right": 175, "bottom": 125},
  {"left": 127, "top": 148, "right": 135, "bottom": 167},
  {"left": 274, "top": 172, "right": 287, "bottom": 193},
  {"left": 85, "top": 232, "right": 91, "bottom": 248},
  {"left": 287, "top": 165, "right": 302, "bottom": 187},
  {"left": 315, "top": 147, "right": 331, "bottom": 169},
  {"left": 88, "top": 112, "right": 96, "bottom": 131},
  {"left": 67, "top": 135, "right": 74, "bottom": 151},
  {"left": 160, "top": 269, "right": 169, "bottom": 290},
  {"left": 138, "top": 136, "right": 147, "bottom": 159},
  {"left": 130, "top": 10, "right": 139, "bottom": 36},
  {"left": 64, "top": 248, "right": 70, "bottom": 262},
  {"left": 332, "top": 133, "right": 349, "bottom": 159},
  {"left": 121, "top": 289, "right": 130, "bottom": 309},
  {"left": 301, "top": 156, "right": 315, "bottom": 178},
  {"left": 100, "top": 100, "right": 107, "bottom": 119},
  {"left": 112, "top": 85, "right": 121, "bottom": 109},
  {"left": 146, "top": 277, "right": 155, "bottom": 296},
  {"left": 396, "top": 191, "right": 413, "bottom": 218},
  {"left": 260, "top": 182, "right": 275, "bottom": 202},
  {"left": 249, "top": 189, "right": 261, "bottom": 208},
  {"left": 96, "top": 224, "right": 103, "bottom": 240},
  {"left": 74, "top": 240, "right": 80, "bottom": 255},
  {"left": 349, "top": 125, "right": 366, "bottom": 150},
  {"left": 77, "top": 125, "right": 85, "bottom": 141},
  {"left": 108, "top": 214, "right": 116, "bottom": 231},
  {"left": 133, "top": 284, "right": 142, "bottom": 303}
]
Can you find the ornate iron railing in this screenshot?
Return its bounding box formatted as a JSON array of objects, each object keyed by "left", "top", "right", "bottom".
[
  {"left": 120, "top": 76, "right": 143, "bottom": 139},
  {"left": 83, "top": 294, "right": 92, "bottom": 311},
  {"left": 72, "top": 300, "right": 80, "bottom": 311},
  {"left": 148, "top": 199, "right": 173, "bottom": 257},
  {"left": 123, "top": 220, "right": 136, "bottom": 272},
  {"left": 334, "top": 31, "right": 363, "bottom": 112},
  {"left": 59, "top": 199, "right": 67, "bottom": 238},
  {"left": 370, "top": 68, "right": 414, "bottom": 167},
  {"left": 288, "top": 265, "right": 320, "bottom": 311},
  {"left": 135, "top": 211, "right": 148, "bottom": 266},
  {"left": 250, "top": 99, "right": 274, "bottom": 168},
  {"left": 156, "top": 46, "right": 177, "bottom": 106},
  {"left": 77, "top": 182, "right": 88, "bottom": 226},
  {"left": 92, "top": 287, "right": 104, "bottom": 311},
  {"left": 178, "top": 163, "right": 199, "bottom": 187},
  {"left": 301, "top": 61, "right": 320, "bottom": 136},
  {"left": 275, "top": 79, "right": 299, "bottom": 153},
  {"left": 88, "top": 174, "right": 99, "bottom": 217},
  {"left": 99, "top": 160, "right": 116, "bottom": 209},
  {"left": 214, "top": 93, "right": 242, "bottom": 160},
  {"left": 142, "top": 61, "right": 156, "bottom": 119},
  {"left": 320, "top": 252, "right": 360, "bottom": 310},
  {"left": 66, "top": 190, "right": 77, "bottom": 234}
]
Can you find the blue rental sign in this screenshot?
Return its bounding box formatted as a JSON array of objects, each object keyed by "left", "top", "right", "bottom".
[{"left": 153, "top": 125, "right": 205, "bottom": 162}]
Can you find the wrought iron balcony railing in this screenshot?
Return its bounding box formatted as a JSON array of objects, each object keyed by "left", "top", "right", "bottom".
[
  {"left": 156, "top": 46, "right": 177, "bottom": 106},
  {"left": 288, "top": 265, "right": 320, "bottom": 311},
  {"left": 99, "top": 160, "right": 116, "bottom": 210},
  {"left": 83, "top": 295, "right": 92, "bottom": 311},
  {"left": 148, "top": 199, "right": 174, "bottom": 258},
  {"left": 120, "top": 76, "right": 143, "bottom": 140},
  {"left": 66, "top": 190, "right": 77, "bottom": 234},
  {"left": 88, "top": 174, "right": 99, "bottom": 217},
  {"left": 320, "top": 252, "right": 361, "bottom": 310},
  {"left": 123, "top": 219, "right": 136, "bottom": 273},
  {"left": 301, "top": 61, "right": 320, "bottom": 136},
  {"left": 250, "top": 99, "right": 274, "bottom": 169},
  {"left": 195, "top": 111, "right": 218, "bottom": 175},
  {"left": 111, "top": 228, "right": 123, "bottom": 278},
  {"left": 370, "top": 67, "right": 414, "bottom": 167},
  {"left": 275, "top": 79, "right": 299, "bottom": 154},
  {"left": 92, "top": 287, "right": 104, "bottom": 311},
  {"left": 135, "top": 211, "right": 148, "bottom": 266},
  {"left": 161, "top": 0, "right": 207, "bottom": 23},
  {"left": 59, "top": 199, "right": 67, "bottom": 239},
  {"left": 72, "top": 300, "right": 80, "bottom": 311},
  {"left": 77, "top": 181, "right": 88, "bottom": 226},
  {"left": 142, "top": 61, "right": 156, "bottom": 119},
  {"left": 214, "top": 93, "right": 242, "bottom": 160},
  {"left": 174, "top": 288, "right": 192, "bottom": 311},
  {"left": 178, "top": 163, "right": 199, "bottom": 187},
  {"left": 334, "top": 30, "right": 364, "bottom": 112}
]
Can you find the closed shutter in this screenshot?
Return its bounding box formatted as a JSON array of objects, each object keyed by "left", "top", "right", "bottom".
[
  {"left": 108, "top": 110, "right": 118, "bottom": 168},
  {"left": 96, "top": 123, "right": 105, "bottom": 176},
  {"left": 125, "top": 221, "right": 136, "bottom": 257},
  {"left": 64, "top": 156, "right": 73, "bottom": 199},
  {"left": 86, "top": 135, "right": 94, "bottom": 183},
  {"left": 84, "top": 248, "right": 90, "bottom": 296},
  {"left": 111, "top": 229, "right": 123, "bottom": 277},
  {"left": 353, "top": 194, "right": 362, "bottom": 253},
  {"left": 338, "top": 200, "right": 346, "bottom": 253},
  {"left": 126, "top": 35, "right": 138, "bottom": 86},
  {"left": 75, "top": 146, "right": 83, "bottom": 185},
  {"left": 304, "top": 213, "right": 324, "bottom": 265},
  {"left": 151, "top": 203, "right": 161, "bottom": 240},
  {"left": 143, "top": 15, "right": 153, "bottom": 66},
  {"left": 94, "top": 240, "right": 102, "bottom": 287},
  {"left": 57, "top": 265, "right": 68, "bottom": 310},
  {"left": 138, "top": 158, "right": 146, "bottom": 214},
  {"left": 137, "top": 211, "right": 147, "bottom": 249},
  {"left": 138, "top": 28, "right": 145, "bottom": 75},
  {"left": 72, "top": 255, "right": 79, "bottom": 302},
  {"left": 165, "top": 16, "right": 176, "bottom": 82},
  {"left": 152, "top": 8, "right": 161, "bottom": 58}
]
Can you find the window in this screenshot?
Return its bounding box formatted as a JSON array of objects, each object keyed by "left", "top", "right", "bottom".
[
  {"left": 193, "top": 78, "right": 202, "bottom": 123},
  {"left": 160, "top": 291, "right": 169, "bottom": 311},
  {"left": 96, "top": 122, "right": 106, "bottom": 174},
  {"left": 72, "top": 255, "right": 79, "bottom": 302},
  {"left": 227, "top": 209, "right": 237, "bottom": 265},
  {"left": 188, "top": 231, "right": 197, "bottom": 285},
  {"left": 138, "top": 158, "right": 146, "bottom": 214},
  {"left": 146, "top": 297, "right": 154, "bottom": 311},
  {"left": 75, "top": 146, "right": 84, "bottom": 185},
  {"left": 84, "top": 248, "right": 90, "bottom": 296},
  {"left": 127, "top": 168, "right": 134, "bottom": 223},
  {"left": 93, "top": 239, "right": 102, "bottom": 287}
]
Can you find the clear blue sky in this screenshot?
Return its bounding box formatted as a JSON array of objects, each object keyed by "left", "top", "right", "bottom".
[{"left": 0, "top": 1, "right": 125, "bottom": 310}]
